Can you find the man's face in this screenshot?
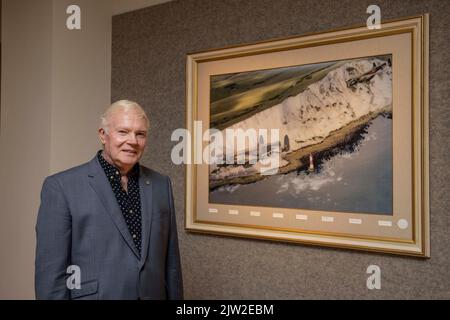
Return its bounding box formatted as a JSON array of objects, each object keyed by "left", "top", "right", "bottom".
[{"left": 99, "top": 109, "right": 148, "bottom": 172}]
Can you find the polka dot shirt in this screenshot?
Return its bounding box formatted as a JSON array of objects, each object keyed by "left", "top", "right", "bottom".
[{"left": 98, "top": 151, "right": 142, "bottom": 257}]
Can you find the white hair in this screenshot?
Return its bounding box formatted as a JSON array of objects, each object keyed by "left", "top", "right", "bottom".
[{"left": 100, "top": 100, "right": 150, "bottom": 133}]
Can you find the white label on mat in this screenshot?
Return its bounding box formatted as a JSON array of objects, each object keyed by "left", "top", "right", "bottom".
[
  {"left": 321, "top": 216, "right": 334, "bottom": 222},
  {"left": 378, "top": 220, "right": 392, "bottom": 227}
]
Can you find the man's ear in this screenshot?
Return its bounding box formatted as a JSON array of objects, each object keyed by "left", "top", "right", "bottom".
[{"left": 98, "top": 128, "right": 107, "bottom": 145}]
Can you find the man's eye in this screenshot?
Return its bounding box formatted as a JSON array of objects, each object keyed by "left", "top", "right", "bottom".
[{"left": 118, "top": 130, "right": 128, "bottom": 135}]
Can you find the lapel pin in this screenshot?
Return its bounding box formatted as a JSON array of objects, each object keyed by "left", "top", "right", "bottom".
[{"left": 145, "top": 180, "right": 150, "bottom": 185}]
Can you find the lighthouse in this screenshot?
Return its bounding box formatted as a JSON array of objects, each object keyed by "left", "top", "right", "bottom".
[{"left": 308, "top": 153, "right": 315, "bottom": 172}]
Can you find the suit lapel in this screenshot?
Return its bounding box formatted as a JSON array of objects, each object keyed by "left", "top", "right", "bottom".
[
  {"left": 138, "top": 168, "right": 153, "bottom": 268},
  {"left": 87, "top": 157, "right": 141, "bottom": 259}
]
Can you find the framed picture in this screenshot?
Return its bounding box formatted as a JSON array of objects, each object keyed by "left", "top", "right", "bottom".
[{"left": 185, "top": 15, "right": 429, "bottom": 257}]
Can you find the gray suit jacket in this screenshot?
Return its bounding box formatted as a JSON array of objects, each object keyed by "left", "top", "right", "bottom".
[{"left": 35, "top": 156, "right": 183, "bottom": 300}]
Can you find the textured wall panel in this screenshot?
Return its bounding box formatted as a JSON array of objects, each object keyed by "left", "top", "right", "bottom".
[{"left": 112, "top": 0, "right": 450, "bottom": 299}]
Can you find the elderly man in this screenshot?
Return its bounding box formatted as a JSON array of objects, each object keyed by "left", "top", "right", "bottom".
[{"left": 35, "top": 100, "right": 183, "bottom": 300}]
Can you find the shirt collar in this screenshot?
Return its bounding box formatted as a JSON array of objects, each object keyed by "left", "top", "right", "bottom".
[{"left": 97, "top": 150, "right": 140, "bottom": 179}]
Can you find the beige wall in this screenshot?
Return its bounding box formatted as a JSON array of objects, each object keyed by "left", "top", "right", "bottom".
[
  {"left": 0, "top": 0, "right": 113, "bottom": 299},
  {"left": 50, "top": 0, "right": 111, "bottom": 173},
  {"left": 0, "top": 0, "right": 53, "bottom": 299}
]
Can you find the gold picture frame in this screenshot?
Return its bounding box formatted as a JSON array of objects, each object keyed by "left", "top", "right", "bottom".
[{"left": 185, "top": 15, "right": 429, "bottom": 257}]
